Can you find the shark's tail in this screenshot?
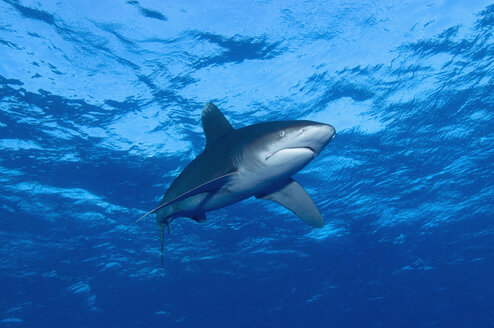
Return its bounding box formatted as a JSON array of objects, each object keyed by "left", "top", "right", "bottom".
[
  {"left": 159, "top": 220, "right": 171, "bottom": 265},
  {"left": 159, "top": 223, "right": 164, "bottom": 265},
  {"left": 136, "top": 204, "right": 173, "bottom": 264}
]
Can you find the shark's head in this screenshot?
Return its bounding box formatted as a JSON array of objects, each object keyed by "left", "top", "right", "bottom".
[{"left": 243, "top": 120, "right": 335, "bottom": 181}]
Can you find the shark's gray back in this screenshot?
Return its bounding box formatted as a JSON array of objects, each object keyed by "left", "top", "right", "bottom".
[
  {"left": 159, "top": 102, "right": 241, "bottom": 206},
  {"left": 159, "top": 136, "right": 239, "bottom": 205},
  {"left": 159, "top": 119, "right": 317, "bottom": 206},
  {"left": 159, "top": 101, "right": 321, "bottom": 209}
]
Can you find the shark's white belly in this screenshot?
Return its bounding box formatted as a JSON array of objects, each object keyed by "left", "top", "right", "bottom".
[{"left": 176, "top": 148, "right": 315, "bottom": 217}]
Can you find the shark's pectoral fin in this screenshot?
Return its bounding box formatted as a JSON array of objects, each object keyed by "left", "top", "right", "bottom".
[
  {"left": 135, "top": 170, "right": 237, "bottom": 223},
  {"left": 256, "top": 178, "right": 325, "bottom": 228},
  {"left": 169, "top": 170, "right": 237, "bottom": 204}
]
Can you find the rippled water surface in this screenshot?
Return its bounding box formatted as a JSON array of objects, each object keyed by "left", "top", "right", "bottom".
[{"left": 1, "top": 1, "right": 494, "bottom": 327}]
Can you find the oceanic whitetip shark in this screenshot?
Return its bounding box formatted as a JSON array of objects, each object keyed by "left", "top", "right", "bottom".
[{"left": 137, "top": 102, "right": 335, "bottom": 259}]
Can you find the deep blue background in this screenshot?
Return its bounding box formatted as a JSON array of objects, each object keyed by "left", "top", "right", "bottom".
[{"left": 1, "top": 1, "right": 493, "bottom": 327}]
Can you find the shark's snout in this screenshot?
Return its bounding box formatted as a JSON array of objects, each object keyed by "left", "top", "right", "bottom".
[
  {"left": 315, "top": 123, "right": 336, "bottom": 140},
  {"left": 262, "top": 122, "right": 335, "bottom": 170},
  {"left": 325, "top": 124, "right": 336, "bottom": 140},
  {"left": 301, "top": 123, "right": 336, "bottom": 155}
]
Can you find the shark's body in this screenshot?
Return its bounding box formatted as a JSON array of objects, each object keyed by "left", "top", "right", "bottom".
[{"left": 138, "top": 102, "right": 335, "bottom": 255}]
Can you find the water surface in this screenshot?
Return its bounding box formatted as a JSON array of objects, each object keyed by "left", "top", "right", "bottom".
[{"left": 1, "top": 1, "right": 493, "bottom": 327}]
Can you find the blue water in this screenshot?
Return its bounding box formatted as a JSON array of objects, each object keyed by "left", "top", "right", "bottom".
[{"left": 1, "top": 1, "right": 494, "bottom": 327}]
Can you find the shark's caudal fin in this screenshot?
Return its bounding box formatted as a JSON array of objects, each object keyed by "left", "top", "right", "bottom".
[
  {"left": 202, "top": 102, "right": 234, "bottom": 149},
  {"left": 159, "top": 223, "right": 165, "bottom": 265},
  {"left": 159, "top": 222, "right": 171, "bottom": 265},
  {"left": 256, "top": 178, "right": 325, "bottom": 228}
]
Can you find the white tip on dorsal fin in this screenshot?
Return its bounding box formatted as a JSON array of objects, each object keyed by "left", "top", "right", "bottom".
[{"left": 202, "top": 102, "right": 234, "bottom": 149}]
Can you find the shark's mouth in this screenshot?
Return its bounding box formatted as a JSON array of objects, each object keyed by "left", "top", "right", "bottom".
[{"left": 265, "top": 147, "right": 315, "bottom": 161}]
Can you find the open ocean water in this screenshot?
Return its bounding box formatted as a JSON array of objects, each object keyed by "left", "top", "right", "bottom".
[{"left": 1, "top": 1, "right": 494, "bottom": 327}]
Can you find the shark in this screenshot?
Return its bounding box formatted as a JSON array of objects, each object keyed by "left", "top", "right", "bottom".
[{"left": 137, "top": 102, "right": 336, "bottom": 258}]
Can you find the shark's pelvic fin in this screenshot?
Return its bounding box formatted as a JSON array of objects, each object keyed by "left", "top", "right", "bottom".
[
  {"left": 256, "top": 178, "right": 325, "bottom": 228},
  {"left": 202, "top": 102, "right": 234, "bottom": 149},
  {"left": 135, "top": 170, "right": 237, "bottom": 223},
  {"left": 191, "top": 213, "right": 207, "bottom": 223}
]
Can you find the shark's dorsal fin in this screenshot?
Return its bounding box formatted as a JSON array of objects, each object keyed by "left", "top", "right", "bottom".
[
  {"left": 256, "top": 178, "right": 325, "bottom": 228},
  {"left": 202, "top": 102, "right": 234, "bottom": 149}
]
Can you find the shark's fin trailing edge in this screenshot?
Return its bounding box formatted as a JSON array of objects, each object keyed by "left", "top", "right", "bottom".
[
  {"left": 191, "top": 213, "right": 207, "bottom": 223},
  {"left": 202, "top": 102, "right": 234, "bottom": 149},
  {"left": 256, "top": 178, "right": 325, "bottom": 228},
  {"left": 135, "top": 170, "right": 237, "bottom": 224}
]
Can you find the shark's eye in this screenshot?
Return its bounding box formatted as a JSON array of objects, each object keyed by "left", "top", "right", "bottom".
[{"left": 279, "top": 130, "right": 285, "bottom": 137}]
